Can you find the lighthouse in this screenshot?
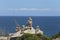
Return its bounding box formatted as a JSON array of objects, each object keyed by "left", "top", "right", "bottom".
[
  {"left": 27, "top": 17, "right": 32, "bottom": 30},
  {"left": 9, "top": 17, "right": 43, "bottom": 38}
]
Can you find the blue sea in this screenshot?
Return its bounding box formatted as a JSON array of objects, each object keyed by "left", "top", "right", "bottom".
[{"left": 0, "top": 16, "right": 60, "bottom": 37}]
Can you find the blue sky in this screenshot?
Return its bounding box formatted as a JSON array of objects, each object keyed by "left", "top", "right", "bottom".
[{"left": 0, "top": 0, "right": 60, "bottom": 16}]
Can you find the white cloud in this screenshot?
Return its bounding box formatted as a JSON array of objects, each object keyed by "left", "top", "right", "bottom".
[
  {"left": 7, "top": 8, "right": 50, "bottom": 11},
  {"left": 1, "top": 8, "right": 60, "bottom": 11}
]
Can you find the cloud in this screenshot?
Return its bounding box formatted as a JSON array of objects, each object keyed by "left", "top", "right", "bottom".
[
  {"left": 1, "top": 8, "right": 60, "bottom": 12},
  {"left": 7, "top": 8, "right": 50, "bottom": 11}
]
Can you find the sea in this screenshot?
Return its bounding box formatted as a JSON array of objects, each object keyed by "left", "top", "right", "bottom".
[{"left": 0, "top": 16, "right": 60, "bottom": 37}]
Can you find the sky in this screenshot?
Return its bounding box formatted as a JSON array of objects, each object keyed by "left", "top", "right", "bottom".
[{"left": 0, "top": 0, "right": 60, "bottom": 16}]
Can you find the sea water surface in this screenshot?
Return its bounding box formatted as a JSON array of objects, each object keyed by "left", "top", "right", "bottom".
[{"left": 0, "top": 16, "right": 60, "bottom": 37}]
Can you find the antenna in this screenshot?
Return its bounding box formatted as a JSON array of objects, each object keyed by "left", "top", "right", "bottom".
[
  {"left": 14, "top": 19, "right": 20, "bottom": 27},
  {"left": 3, "top": 27, "right": 6, "bottom": 36},
  {"left": 14, "top": 19, "right": 21, "bottom": 32}
]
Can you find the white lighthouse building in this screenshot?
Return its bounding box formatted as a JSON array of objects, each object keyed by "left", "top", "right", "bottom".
[{"left": 9, "top": 17, "right": 43, "bottom": 38}]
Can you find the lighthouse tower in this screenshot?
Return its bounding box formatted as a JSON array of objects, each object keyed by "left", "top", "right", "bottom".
[{"left": 27, "top": 17, "right": 32, "bottom": 30}]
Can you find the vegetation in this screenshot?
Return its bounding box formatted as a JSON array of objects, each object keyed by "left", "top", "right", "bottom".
[
  {"left": 16, "top": 37, "right": 20, "bottom": 40},
  {"left": 16, "top": 33, "right": 50, "bottom": 40},
  {"left": 51, "top": 32, "right": 60, "bottom": 39}
]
